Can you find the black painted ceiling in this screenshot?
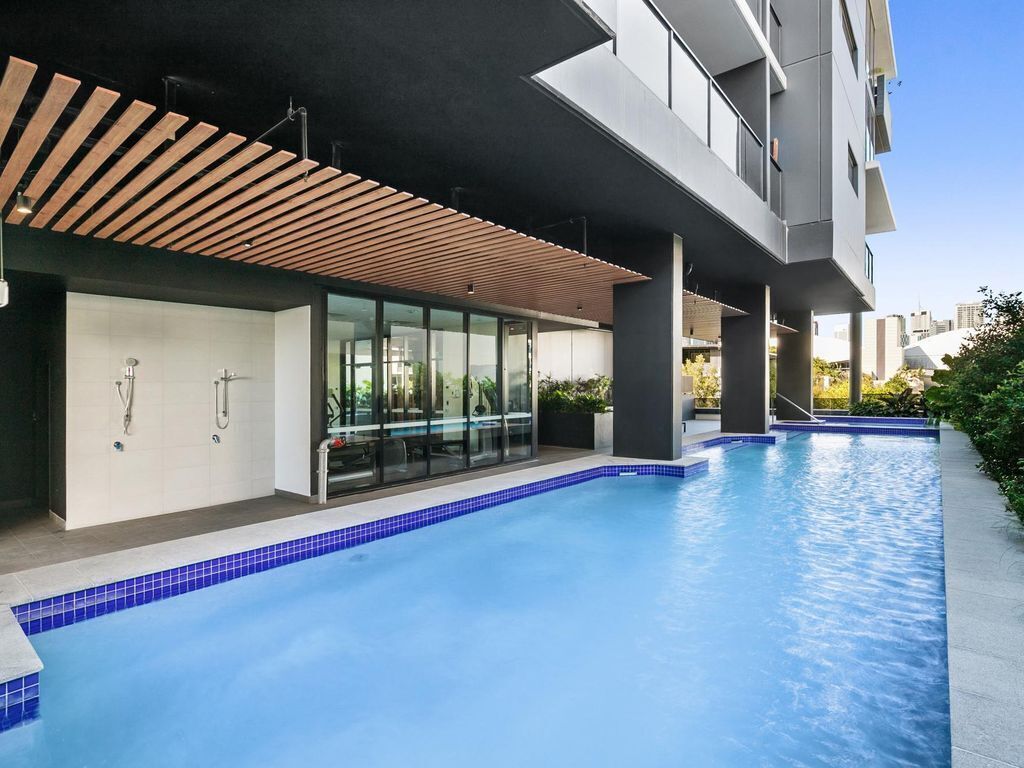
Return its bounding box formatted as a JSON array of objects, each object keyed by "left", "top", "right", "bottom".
[{"left": 2, "top": 0, "right": 869, "bottom": 314}]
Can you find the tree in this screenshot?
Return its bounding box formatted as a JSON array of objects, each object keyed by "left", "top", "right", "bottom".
[{"left": 682, "top": 354, "right": 721, "bottom": 399}]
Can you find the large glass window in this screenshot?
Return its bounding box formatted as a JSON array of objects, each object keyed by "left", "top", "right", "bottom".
[
  {"left": 839, "top": 0, "right": 858, "bottom": 71},
  {"left": 504, "top": 321, "right": 533, "bottom": 460},
  {"left": 616, "top": 0, "right": 669, "bottom": 103},
  {"left": 469, "top": 314, "right": 501, "bottom": 467},
  {"left": 382, "top": 302, "right": 428, "bottom": 482},
  {"left": 429, "top": 309, "right": 467, "bottom": 475},
  {"left": 326, "top": 294, "right": 379, "bottom": 492},
  {"left": 324, "top": 292, "right": 534, "bottom": 495}
]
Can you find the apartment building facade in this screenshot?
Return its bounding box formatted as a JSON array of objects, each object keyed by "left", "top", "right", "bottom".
[
  {"left": 0, "top": 0, "right": 896, "bottom": 528},
  {"left": 956, "top": 301, "right": 984, "bottom": 330}
]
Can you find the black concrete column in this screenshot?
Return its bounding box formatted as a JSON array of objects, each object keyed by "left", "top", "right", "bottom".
[
  {"left": 611, "top": 234, "right": 682, "bottom": 460},
  {"left": 720, "top": 284, "right": 770, "bottom": 434},
  {"left": 775, "top": 310, "right": 814, "bottom": 420},
  {"left": 849, "top": 312, "right": 863, "bottom": 404}
]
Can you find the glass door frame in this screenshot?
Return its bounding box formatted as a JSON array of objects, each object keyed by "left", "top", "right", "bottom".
[{"left": 322, "top": 287, "right": 534, "bottom": 497}]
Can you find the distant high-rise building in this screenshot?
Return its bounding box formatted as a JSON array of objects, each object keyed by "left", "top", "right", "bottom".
[
  {"left": 931, "top": 319, "right": 954, "bottom": 335},
  {"left": 909, "top": 310, "right": 932, "bottom": 343},
  {"left": 875, "top": 315, "right": 907, "bottom": 381},
  {"left": 910, "top": 310, "right": 931, "bottom": 332},
  {"left": 833, "top": 323, "right": 849, "bottom": 342},
  {"left": 861, "top": 318, "right": 878, "bottom": 379},
  {"left": 956, "top": 302, "right": 984, "bottom": 330}
]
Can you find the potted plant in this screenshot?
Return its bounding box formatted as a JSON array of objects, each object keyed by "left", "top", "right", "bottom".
[{"left": 538, "top": 376, "right": 613, "bottom": 450}]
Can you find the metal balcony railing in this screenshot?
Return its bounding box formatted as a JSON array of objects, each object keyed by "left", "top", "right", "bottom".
[
  {"left": 865, "top": 243, "right": 875, "bottom": 283},
  {"left": 613, "top": 0, "right": 766, "bottom": 198},
  {"left": 769, "top": 6, "right": 782, "bottom": 61},
  {"left": 769, "top": 156, "right": 783, "bottom": 219}
]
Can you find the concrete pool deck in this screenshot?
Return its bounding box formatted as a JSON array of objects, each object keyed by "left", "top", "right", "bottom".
[{"left": 939, "top": 427, "right": 1024, "bottom": 768}]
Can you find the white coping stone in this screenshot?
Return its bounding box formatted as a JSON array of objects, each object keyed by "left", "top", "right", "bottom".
[
  {"left": 0, "top": 606, "right": 42, "bottom": 683},
  {"left": 2, "top": 452, "right": 708, "bottom": 608},
  {"left": 0, "top": 439, "right": 751, "bottom": 689}
]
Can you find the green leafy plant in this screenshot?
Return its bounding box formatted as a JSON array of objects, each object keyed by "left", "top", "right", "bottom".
[
  {"left": 538, "top": 375, "right": 611, "bottom": 414},
  {"left": 924, "top": 288, "right": 1024, "bottom": 523}
]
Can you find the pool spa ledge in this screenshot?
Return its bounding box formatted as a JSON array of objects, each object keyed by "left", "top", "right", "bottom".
[
  {"left": 940, "top": 427, "right": 1024, "bottom": 768},
  {"left": 2, "top": 439, "right": 779, "bottom": 730}
]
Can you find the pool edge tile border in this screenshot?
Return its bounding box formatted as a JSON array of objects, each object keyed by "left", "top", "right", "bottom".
[
  {"left": 8, "top": 461, "right": 713, "bottom": 638},
  {"left": 0, "top": 432, "right": 795, "bottom": 731},
  {"left": 1, "top": 438, "right": 796, "bottom": 730}
]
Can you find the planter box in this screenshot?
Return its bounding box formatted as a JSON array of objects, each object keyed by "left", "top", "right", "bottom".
[{"left": 538, "top": 411, "right": 613, "bottom": 450}]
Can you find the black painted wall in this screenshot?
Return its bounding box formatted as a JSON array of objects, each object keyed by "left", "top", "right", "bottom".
[
  {"left": 721, "top": 283, "right": 770, "bottom": 434},
  {"left": 611, "top": 234, "right": 682, "bottom": 460},
  {"left": 0, "top": 273, "right": 65, "bottom": 517}
]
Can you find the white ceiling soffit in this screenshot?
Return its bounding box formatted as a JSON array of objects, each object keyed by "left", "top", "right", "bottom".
[{"left": 869, "top": 0, "right": 898, "bottom": 79}]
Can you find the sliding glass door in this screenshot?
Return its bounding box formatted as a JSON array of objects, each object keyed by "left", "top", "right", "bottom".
[
  {"left": 430, "top": 309, "right": 468, "bottom": 475},
  {"left": 382, "top": 302, "right": 428, "bottom": 483},
  {"left": 325, "top": 294, "right": 379, "bottom": 493},
  {"left": 503, "top": 320, "right": 533, "bottom": 460},
  {"left": 469, "top": 314, "right": 501, "bottom": 467},
  {"left": 325, "top": 291, "right": 533, "bottom": 496}
]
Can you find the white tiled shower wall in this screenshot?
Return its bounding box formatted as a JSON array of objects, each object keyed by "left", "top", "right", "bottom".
[{"left": 65, "top": 293, "right": 275, "bottom": 529}]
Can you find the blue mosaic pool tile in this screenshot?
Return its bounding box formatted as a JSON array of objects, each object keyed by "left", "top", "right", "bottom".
[
  {"left": 771, "top": 423, "right": 939, "bottom": 438},
  {"left": 9, "top": 461, "right": 709, "bottom": 639},
  {"left": 0, "top": 673, "right": 41, "bottom": 732},
  {"left": 680, "top": 434, "right": 781, "bottom": 455}
]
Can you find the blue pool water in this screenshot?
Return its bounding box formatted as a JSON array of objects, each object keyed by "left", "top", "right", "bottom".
[{"left": 1, "top": 433, "right": 950, "bottom": 767}]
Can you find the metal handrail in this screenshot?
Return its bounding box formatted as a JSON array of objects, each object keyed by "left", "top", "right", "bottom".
[
  {"left": 775, "top": 392, "right": 825, "bottom": 423},
  {"left": 636, "top": 0, "right": 764, "bottom": 148}
]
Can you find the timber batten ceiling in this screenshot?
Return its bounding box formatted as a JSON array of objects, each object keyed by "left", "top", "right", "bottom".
[{"left": 0, "top": 56, "right": 646, "bottom": 322}]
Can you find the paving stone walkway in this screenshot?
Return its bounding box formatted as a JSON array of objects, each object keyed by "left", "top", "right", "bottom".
[{"left": 941, "top": 427, "right": 1024, "bottom": 768}]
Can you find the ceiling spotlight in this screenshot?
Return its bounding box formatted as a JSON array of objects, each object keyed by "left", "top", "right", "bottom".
[
  {"left": 242, "top": 240, "right": 253, "bottom": 248},
  {"left": 15, "top": 192, "right": 34, "bottom": 215},
  {"left": 467, "top": 282, "right": 475, "bottom": 295}
]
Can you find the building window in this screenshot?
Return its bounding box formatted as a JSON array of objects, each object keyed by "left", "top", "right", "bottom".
[
  {"left": 839, "top": 0, "right": 858, "bottom": 71},
  {"left": 325, "top": 290, "right": 534, "bottom": 496},
  {"left": 847, "top": 144, "right": 858, "bottom": 194}
]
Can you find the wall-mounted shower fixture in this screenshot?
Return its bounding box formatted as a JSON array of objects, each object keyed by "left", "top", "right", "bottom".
[
  {"left": 115, "top": 358, "right": 138, "bottom": 435},
  {"left": 214, "top": 369, "right": 239, "bottom": 429}
]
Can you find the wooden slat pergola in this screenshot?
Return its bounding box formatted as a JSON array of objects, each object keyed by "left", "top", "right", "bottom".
[{"left": 0, "top": 56, "right": 647, "bottom": 322}]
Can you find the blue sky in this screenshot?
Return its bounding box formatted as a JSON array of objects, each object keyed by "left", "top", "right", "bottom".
[{"left": 818, "top": 0, "right": 1024, "bottom": 336}]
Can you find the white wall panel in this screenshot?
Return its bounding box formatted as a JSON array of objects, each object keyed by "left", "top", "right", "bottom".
[{"left": 64, "top": 293, "right": 275, "bottom": 529}]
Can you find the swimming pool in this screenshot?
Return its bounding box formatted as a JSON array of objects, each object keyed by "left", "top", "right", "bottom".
[{"left": 0, "top": 433, "right": 950, "bottom": 767}]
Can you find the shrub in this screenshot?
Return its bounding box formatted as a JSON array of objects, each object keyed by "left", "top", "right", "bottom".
[
  {"left": 538, "top": 376, "right": 611, "bottom": 414},
  {"left": 925, "top": 288, "right": 1024, "bottom": 525},
  {"left": 849, "top": 389, "right": 925, "bottom": 417}
]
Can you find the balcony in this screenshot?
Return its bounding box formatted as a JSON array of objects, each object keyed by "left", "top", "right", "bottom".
[
  {"left": 873, "top": 75, "right": 892, "bottom": 153},
  {"left": 532, "top": 0, "right": 788, "bottom": 260},
  {"left": 864, "top": 243, "right": 875, "bottom": 284},
  {"left": 576, "top": 0, "right": 767, "bottom": 196},
  {"left": 865, "top": 161, "right": 896, "bottom": 234}
]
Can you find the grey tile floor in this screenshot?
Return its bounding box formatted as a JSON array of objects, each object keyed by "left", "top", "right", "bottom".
[{"left": 0, "top": 446, "right": 594, "bottom": 576}]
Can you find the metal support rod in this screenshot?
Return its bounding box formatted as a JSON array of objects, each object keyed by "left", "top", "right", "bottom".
[
  {"left": 532, "top": 215, "right": 588, "bottom": 255},
  {"left": 256, "top": 99, "right": 309, "bottom": 178},
  {"left": 775, "top": 392, "right": 823, "bottom": 423}
]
